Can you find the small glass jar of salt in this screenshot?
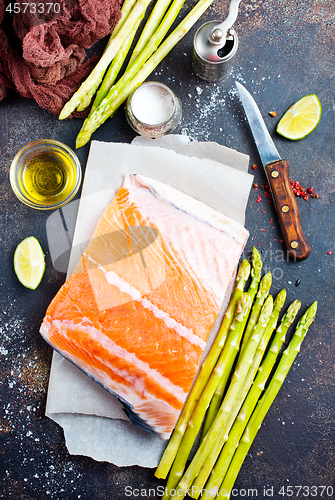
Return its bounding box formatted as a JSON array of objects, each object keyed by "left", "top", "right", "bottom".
[{"left": 125, "top": 82, "right": 182, "bottom": 137}]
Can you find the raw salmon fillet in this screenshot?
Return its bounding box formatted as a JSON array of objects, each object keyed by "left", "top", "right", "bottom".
[{"left": 40, "top": 174, "right": 249, "bottom": 439}]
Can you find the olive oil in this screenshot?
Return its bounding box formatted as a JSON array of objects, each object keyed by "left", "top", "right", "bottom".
[
  {"left": 20, "top": 150, "right": 76, "bottom": 206},
  {"left": 10, "top": 139, "right": 81, "bottom": 210}
]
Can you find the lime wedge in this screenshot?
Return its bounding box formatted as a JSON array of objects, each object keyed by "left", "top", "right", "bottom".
[
  {"left": 276, "top": 94, "right": 322, "bottom": 140},
  {"left": 14, "top": 237, "right": 45, "bottom": 289}
]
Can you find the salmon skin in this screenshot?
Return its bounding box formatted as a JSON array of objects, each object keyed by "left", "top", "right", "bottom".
[{"left": 40, "top": 174, "right": 249, "bottom": 439}]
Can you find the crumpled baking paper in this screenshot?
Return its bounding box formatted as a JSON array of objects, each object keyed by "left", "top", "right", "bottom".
[{"left": 44, "top": 135, "right": 253, "bottom": 467}]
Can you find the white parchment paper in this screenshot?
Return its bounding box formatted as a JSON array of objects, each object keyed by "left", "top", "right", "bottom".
[{"left": 45, "top": 136, "right": 253, "bottom": 467}]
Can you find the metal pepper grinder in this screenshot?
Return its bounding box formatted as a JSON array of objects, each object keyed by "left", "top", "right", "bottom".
[{"left": 193, "top": 0, "right": 242, "bottom": 81}]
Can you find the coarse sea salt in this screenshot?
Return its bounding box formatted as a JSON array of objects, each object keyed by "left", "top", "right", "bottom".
[{"left": 130, "top": 83, "right": 175, "bottom": 125}]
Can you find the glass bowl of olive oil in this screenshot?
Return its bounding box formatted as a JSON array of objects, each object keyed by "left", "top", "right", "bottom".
[{"left": 10, "top": 139, "right": 82, "bottom": 210}]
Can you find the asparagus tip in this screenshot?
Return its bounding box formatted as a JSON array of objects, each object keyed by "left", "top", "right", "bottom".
[
  {"left": 59, "top": 106, "right": 70, "bottom": 120},
  {"left": 288, "top": 299, "right": 302, "bottom": 315},
  {"left": 234, "top": 292, "right": 253, "bottom": 322},
  {"left": 259, "top": 294, "right": 274, "bottom": 323},
  {"left": 274, "top": 288, "right": 287, "bottom": 309},
  {"left": 251, "top": 246, "right": 262, "bottom": 275},
  {"left": 281, "top": 300, "right": 302, "bottom": 329},
  {"left": 237, "top": 259, "right": 251, "bottom": 281},
  {"left": 258, "top": 270, "right": 272, "bottom": 295},
  {"left": 75, "top": 135, "right": 86, "bottom": 149},
  {"left": 300, "top": 301, "right": 318, "bottom": 329}
]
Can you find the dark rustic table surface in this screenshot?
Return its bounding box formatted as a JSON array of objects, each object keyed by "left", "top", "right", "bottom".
[{"left": 1, "top": 1, "right": 334, "bottom": 499}]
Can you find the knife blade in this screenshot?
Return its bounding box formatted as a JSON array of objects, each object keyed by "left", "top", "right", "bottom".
[{"left": 236, "top": 81, "right": 311, "bottom": 261}]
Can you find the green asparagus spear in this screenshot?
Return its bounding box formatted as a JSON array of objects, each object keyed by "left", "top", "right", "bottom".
[
  {"left": 76, "top": 0, "right": 185, "bottom": 141},
  {"left": 210, "top": 269, "right": 272, "bottom": 423},
  {"left": 218, "top": 301, "right": 317, "bottom": 500},
  {"left": 200, "top": 248, "right": 263, "bottom": 440},
  {"left": 112, "top": 0, "right": 139, "bottom": 38},
  {"left": 75, "top": 0, "right": 216, "bottom": 147},
  {"left": 161, "top": 292, "right": 253, "bottom": 500},
  {"left": 237, "top": 270, "right": 272, "bottom": 362},
  {"left": 90, "top": 0, "right": 173, "bottom": 115},
  {"left": 86, "top": 15, "right": 144, "bottom": 116},
  {"left": 77, "top": 0, "right": 139, "bottom": 111},
  {"left": 155, "top": 259, "right": 251, "bottom": 480},
  {"left": 201, "top": 299, "right": 301, "bottom": 499},
  {"left": 175, "top": 294, "right": 274, "bottom": 497},
  {"left": 192, "top": 290, "right": 287, "bottom": 498},
  {"left": 127, "top": 0, "right": 173, "bottom": 68},
  {"left": 248, "top": 247, "right": 263, "bottom": 288},
  {"left": 59, "top": 0, "right": 154, "bottom": 120}
]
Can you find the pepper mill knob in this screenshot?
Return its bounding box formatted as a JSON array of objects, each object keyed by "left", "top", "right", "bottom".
[{"left": 210, "top": 28, "right": 224, "bottom": 44}]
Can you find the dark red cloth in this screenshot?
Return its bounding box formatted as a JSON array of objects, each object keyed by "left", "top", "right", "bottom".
[{"left": 0, "top": 0, "right": 122, "bottom": 116}]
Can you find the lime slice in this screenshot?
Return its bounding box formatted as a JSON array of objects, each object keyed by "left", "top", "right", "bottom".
[
  {"left": 276, "top": 94, "right": 322, "bottom": 140},
  {"left": 14, "top": 237, "right": 45, "bottom": 289}
]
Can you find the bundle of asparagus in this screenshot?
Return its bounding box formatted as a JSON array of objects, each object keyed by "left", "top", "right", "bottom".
[
  {"left": 155, "top": 247, "right": 317, "bottom": 500},
  {"left": 59, "top": 0, "right": 217, "bottom": 147}
]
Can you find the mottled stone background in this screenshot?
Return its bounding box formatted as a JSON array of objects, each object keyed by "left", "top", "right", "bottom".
[{"left": 1, "top": 1, "right": 334, "bottom": 498}]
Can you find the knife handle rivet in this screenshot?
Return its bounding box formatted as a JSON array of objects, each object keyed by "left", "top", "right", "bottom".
[
  {"left": 291, "top": 241, "right": 299, "bottom": 249},
  {"left": 281, "top": 205, "right": 289, "bottom": 213},
  {"left": 271, "top": 170, "right": 279, "bottom": 178}
]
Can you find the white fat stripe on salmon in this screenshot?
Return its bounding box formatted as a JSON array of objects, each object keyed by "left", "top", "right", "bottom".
[
  {"left": 41, "top": 323, "right": 179, "bottom": 439},
  {"left": 41, "top": 319, "right": 187, "bottom": 406},
  {"left": 123, "top": 174, "right": 249, "bottom": 305},
  {"left": 125, "top": 174, "right": 248, "bottom": 243},
  {"left": 102, "top": 269, "right": 207, "bottom": 350}
]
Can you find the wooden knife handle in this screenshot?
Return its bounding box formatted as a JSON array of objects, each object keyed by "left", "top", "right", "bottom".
[{"left": 265, "top": 159, "right": 311, "bottom": 261}]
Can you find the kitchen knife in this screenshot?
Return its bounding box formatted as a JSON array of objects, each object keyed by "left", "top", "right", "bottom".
[{"left": 236, "top": 81, "right": 311, "bottom": 261}]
